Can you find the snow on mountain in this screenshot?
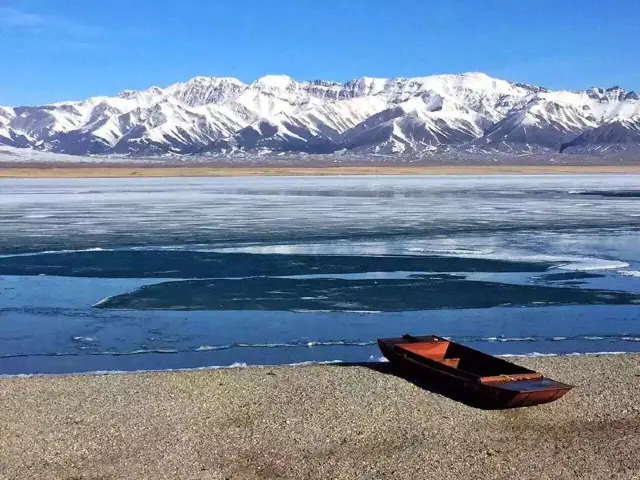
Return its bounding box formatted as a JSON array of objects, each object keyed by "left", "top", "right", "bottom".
[
  {"left": 473, "top": 87, "right": 640, "bottom": 152},
  {"left": 476, "top": 98, "right": 598, "bottom": 151},
  {"left": 0, "top": 106, "right": 14, "bottom": 123},
  {"left": 1, "top": 72, "right": 639, "bottom": 156},
  {"left": 561, "top": 115, "right": 640, "bottom": 153},
  {"left": 289, "top": 96, "right": 389, "bottom": 135},
  {"left": 214, "top": 96, "right": 390, "bottom": 153},
  {"left": 0, "top": 107, "right": 23, "bottom": 147},
  {"left": 165, "top": 77, "right": 246, "bottom": 107},
  {"left": 341, "top": 96, "right": 485, "bottom": 154}
]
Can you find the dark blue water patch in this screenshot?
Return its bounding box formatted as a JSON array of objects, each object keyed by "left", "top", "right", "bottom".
[
  {"left": 572, "top": 190, "right": 640, "bottom": 198},
  {"left": 578, "top": 271, "right": 640, "bottom": 294},
  {"left": 530, "top": 271, "right": 609, "bottom": 288},
  {"left": 95, "top": 276, "right": 640, "bottom": 312},
  {"left": 532, "top": 272, "right": 606, "bottom": 283},
  {"left": 0, "top": 250, "right": 554, "bottom": 278}
]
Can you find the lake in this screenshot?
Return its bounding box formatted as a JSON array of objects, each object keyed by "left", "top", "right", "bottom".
[{"left": 1, "top": 175, "right": 639, "bottom": 375}]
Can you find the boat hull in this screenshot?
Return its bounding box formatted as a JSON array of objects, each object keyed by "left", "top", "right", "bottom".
[{"left": 378, "top": 336, "right": 572, "bottom": 409}]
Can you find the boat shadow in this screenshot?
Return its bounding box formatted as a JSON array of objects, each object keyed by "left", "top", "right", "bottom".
[{"left": 334, "top": 361, "right": 502, "bottom": 410}]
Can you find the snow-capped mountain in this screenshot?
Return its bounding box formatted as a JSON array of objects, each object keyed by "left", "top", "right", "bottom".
[{"left": 1, "top": 73, "right": 639, "bottom": 156}]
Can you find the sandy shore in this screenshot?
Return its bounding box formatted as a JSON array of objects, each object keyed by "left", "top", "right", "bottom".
[
  {"left": 2, "top": 164, "right": 640, "bottom": 178},
  {"left": 1, "top": 355, "right": 639, "bottom": 479}
]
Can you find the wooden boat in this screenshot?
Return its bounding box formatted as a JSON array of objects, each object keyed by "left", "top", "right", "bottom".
[{"left": 378, "top": 334, "right": 572, "bottom": 409}]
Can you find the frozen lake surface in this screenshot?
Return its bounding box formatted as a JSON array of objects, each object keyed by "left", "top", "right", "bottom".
[{"left": 1, "top": 175, "right": 639, "bottom": 375}]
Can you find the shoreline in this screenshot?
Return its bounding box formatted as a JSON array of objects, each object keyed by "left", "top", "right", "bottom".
[
  {"left": 2, "top": 164, "right": 640, "bottom": 178},
  {"left": 1, "top": 354, "right": 638, "bottom": 479},
  {"left": 0, "top": 351, "right": 633, "bottom": 379}
]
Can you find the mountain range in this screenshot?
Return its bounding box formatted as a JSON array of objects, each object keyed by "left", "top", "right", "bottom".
[{"left": 1, "top": 72, "right": 639, "bottom": 157}]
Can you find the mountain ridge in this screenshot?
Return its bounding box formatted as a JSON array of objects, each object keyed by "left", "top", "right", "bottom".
[{"left": 1, "top": 72, "right": 639, "bottom": 156}]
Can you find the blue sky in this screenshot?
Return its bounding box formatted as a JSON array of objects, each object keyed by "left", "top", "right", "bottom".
[{"left": 1, "top": 0, "right": 639, "bottom": 105}]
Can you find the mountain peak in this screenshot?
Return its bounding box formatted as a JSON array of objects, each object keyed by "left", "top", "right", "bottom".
[
  {"left": 181, "top": 76, "right": 244, "bottom": 86},
  {"left": 165, "top": 76, "right": 246, "bottom": 108},
  {"left": 457, "top": 71, "right": 491, "bottom": 79},
  {"left": 253, "top": 75, "right": 295, "bottom": 90},
  {"left": 117, "top": 86, "right": 163, "bottom": 100}
]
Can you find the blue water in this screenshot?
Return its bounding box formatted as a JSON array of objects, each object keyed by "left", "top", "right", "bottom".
[{"left": 1, "top": 175, "right": 639, "bottom": 375}]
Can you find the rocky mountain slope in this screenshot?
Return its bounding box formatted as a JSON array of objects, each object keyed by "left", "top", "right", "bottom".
[{"left": 1, "top": 73, "right": 639, "bottom": 156}]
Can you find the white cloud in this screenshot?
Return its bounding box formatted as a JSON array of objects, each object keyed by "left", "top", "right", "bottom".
[
  {"left": 0, "top": 6, "right": 43, "bottom": 27},
  {"left": 0, "top": 5, "right": 103, "bottom": 41}
]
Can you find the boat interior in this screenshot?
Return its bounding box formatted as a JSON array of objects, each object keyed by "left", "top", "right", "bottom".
[{"left": 396, "top": 338, "right": 543, "bottom": 384}]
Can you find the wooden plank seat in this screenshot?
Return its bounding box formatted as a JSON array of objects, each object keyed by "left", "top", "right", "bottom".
[{"left": 480, "top": 372, "right": 543, "bottom": 384}]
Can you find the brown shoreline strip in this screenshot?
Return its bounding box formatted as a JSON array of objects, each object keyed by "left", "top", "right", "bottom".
[
  {"left": 2, "top": 164, "right": 640, "bottom": 178},
  {"left": 1, "top": 354, "right": 638, "bottom": 479}
]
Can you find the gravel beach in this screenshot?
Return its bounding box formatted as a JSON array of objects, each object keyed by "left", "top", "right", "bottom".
[{"left": 1, "top": 354, "right": 639, "bottom": 479}]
